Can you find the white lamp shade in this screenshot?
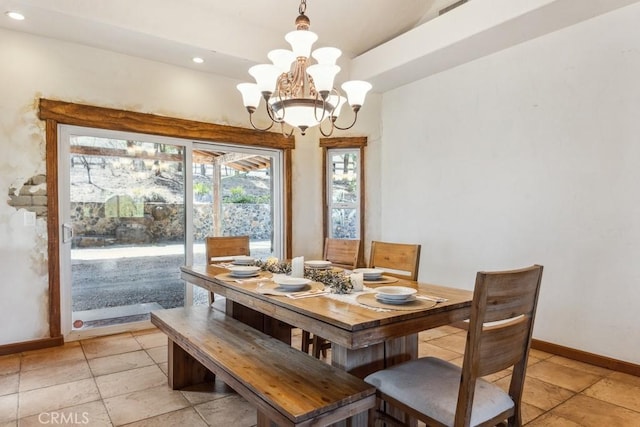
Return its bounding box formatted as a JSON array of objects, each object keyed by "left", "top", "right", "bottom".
[
  {"left": 306, "top": 64, "right": 340, "bottom": 93},
  {"left": 341, "top": 80, "right": 372, "bottom": 106},
  {"left": 285, "top": 30, "right": 318, "bottom": 58},
  {"left": 281, "top": 105, "right": 324, "bottom": 129},
  {"left": 268, "top": 49, "right": 296, "bottom": 74},
  {"left": 327, "top": 95, "right": 347, "bottom": 117},
  {"left": 249, "top": 64, "right": 282, "bottom": 94},
  {"left": 312, "top": 47, "right": 342, "bottom": 65},
  {"left": 237, "top": 83, "right": 261, "bottom": 108}
]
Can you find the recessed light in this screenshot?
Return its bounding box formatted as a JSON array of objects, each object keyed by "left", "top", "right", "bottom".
[
  {"left": 192, "top": 57, "right": 204, "bottom": 64},
  {"left": 6, "top": 11, "right": 25, "bottom": 20}
]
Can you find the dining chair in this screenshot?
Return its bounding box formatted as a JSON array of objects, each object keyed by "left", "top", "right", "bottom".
[
  {"left": 368, "top": 240, "right": 421, "bottom": 281},
  {"left": 364, "top": 264, "right": 544, "bottom": 427},
  {"left": 205, "top": 235, "right": 250, "bottom": 305},
  {"left": 302, "top": 238, "right": 361, "bottom": 358},
  {"left": 323, "top": 237, "right": 361, "bottom": 269}
]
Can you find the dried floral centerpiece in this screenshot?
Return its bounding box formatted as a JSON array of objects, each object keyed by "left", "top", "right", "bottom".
[
  {"left": 256, "top": 257, "right": 353, "bottom": 294},
  {"left": 304, "top": 267, "right": 353, "bottom": 294},
  {"left": 255, "top": 257, "right": 291, "bottom": 274}
]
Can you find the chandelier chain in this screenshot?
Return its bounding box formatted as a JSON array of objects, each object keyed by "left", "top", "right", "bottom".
[{"left": 299, "top": 0, "right": 307, "bottom": 15}]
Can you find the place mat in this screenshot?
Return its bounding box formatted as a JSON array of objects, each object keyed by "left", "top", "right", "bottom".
[
  {"left": 356, "top": 293, "right": 436, "bottom": 311},
  {"left": 363, "top": 275, "right": 399, "bottom": 285},
  {"left": 256, "top": 281, "right": 325, "bottom": 296},
  {"left": 215, "top": 271, "right": 272, "bottom": 282}
]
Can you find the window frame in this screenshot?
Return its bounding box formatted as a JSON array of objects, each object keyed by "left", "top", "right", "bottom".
[{"left": 320, "top": 137, "right": 367, "bottom": 267}]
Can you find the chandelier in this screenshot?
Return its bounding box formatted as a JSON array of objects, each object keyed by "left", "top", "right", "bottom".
[{"left": 237, "top": 0, "right": 372, "bottom": 136}]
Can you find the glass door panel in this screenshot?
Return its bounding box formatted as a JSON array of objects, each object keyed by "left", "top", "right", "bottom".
[
  {"left": 192, "top": 145, "right": 282, "bottom": 260},
  {"left": 191, "top": 145, "right": 282, "bottom": 305},
  {"left": 192, "top": 151, "right": 276, "bottom": 259},
  {"left": 65, "top": 133, "right": 186, "bottom": 331}
]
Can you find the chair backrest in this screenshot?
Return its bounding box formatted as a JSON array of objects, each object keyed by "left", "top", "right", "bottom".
[
  {"left": 205, "top": 236, "right": 250, "bottom": 265},
  {"left": 368, "top": 241, "right": 421, "bottom": 281},
  {"left": 456, "top": 264, "right": 544, "bottom": 426},
  {"left": 323, "top": 238, "right": 361, "bottom": 269}
]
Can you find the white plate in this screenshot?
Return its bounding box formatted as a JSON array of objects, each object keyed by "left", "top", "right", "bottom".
[
  {"left": 375, "top": 286, "right": 417, "bottom": 300},
  {"left": 376, "top": 294, "right": 417, "bottom": 305},
  {"left": 353, "top": 268, "right": 384, "bottom": 279},
  {"left": 228, "top": 266, "right": 261, "bottom": 277},
  {"left": 304, "top": 260, "right": 332, "bottom": 269},
  {"left": 232, "top": 256, "right": 255, "bottom": 265},
  {"left": 230, "top": 272, "right": 259, "bottom": 278},
  {"left": 272, "top": 276, "right": 311, "bottom": 291}
]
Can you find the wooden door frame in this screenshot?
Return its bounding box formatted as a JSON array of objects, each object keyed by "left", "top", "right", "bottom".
[{"left": 38, "top": 99, "right": 295, "bottom": 340}]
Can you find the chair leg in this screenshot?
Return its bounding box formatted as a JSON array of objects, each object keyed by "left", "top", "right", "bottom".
[
  {"left": 301, "top": 330, "right": 312, "bottom": 354},
  {"left": 312, "top": 335, "right": 329, "bottom": 358},
  {"left": 302, "top": 331, "right": 330, "bottom": 359},
  {"left": 313, "top": 335, "right": 322, "bottom": 358}
]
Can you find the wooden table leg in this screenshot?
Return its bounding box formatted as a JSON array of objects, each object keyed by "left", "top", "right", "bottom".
[
  {"left": 385, "top": 333, "right": 418, "bottom": 427},
  {"left": 331, "top": 343, "right": 384, "bottom": 427},
  {"left": 385, "top": 333, "right": 418, "bottom": 367},
  {"left": 330, "top": 334, "right": 418, "bottom": 427}
]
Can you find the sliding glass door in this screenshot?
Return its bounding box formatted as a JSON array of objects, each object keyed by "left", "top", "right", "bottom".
[{"left": 59, "top": 126, "right": 284, "bottom": 337}]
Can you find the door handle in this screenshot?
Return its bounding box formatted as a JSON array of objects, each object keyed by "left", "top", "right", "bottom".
[{"left": 62, "top": 223, "right": 74, "bottom": 244}]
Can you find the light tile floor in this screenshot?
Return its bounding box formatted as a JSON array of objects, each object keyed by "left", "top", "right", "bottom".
[{"left": 1, "top": 326, "right": 639, "bottom": 426}]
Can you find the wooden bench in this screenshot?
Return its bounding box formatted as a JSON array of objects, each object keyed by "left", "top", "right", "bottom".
[{"left": 151, "top": 306, "right": 376, "bottom": 427}]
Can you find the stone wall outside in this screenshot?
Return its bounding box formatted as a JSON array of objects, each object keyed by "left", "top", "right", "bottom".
[{"left": 71, "top": 201, "right": 272, "bottom": 248}]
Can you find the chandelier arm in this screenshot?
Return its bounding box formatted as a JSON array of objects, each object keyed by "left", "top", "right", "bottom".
[
  {"left": 313, "top": 95, "right": 329, "bottom": 123},
  {"left": 318, "top": 118, "right": 335, "bottom": 137},
  {"left": 249, "top": 112, "right": 275, "bottom": 131},
  {"left": 280, "top": 122, "right": 295, "bottom": 138},
  {"left": 332, "top": 109, "right": 359, "bottom": 131},
  {"left": 268, "top": 87, "right": 289, "bottom": 124},
  {"left": 265, "top": 100, "right": 285, "bottom": 124}
]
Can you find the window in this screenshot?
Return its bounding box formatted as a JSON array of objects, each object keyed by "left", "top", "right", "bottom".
[
  {"left": 320, "top": 137, "right": 366, "bottom": 263},
  {"left": 327, "top": 148, "right": 360, "bottom": 239}
]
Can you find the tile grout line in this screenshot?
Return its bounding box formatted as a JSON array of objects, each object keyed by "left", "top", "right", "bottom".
[{"left": 76, "top": 336, "right": 110, "bottom": 427}]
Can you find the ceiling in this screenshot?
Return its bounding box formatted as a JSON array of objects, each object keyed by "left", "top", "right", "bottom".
[
  {"left": 1, "top": 0, "right": 639, "bottom": 92},
  {"left": 0, "top": 0, "right": 458, "bottom": 81}
]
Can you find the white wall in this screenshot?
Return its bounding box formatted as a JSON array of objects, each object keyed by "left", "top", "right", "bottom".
[
  {"left": 380, "top": 4, "right": 640, "bottom": 364},
  {"left": 0, "top": 29, "right": 383, "bottom": 345},
  {"left": 290, "top": 95, "right": 383, "bottom": 261}
]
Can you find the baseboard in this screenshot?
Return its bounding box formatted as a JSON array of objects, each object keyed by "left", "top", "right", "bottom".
[
  {"left": 0, "top": 336, "right": 64, "bottom": 356},
  {"left": 531, "top": 339, "right": 640, "bottom": 377}
]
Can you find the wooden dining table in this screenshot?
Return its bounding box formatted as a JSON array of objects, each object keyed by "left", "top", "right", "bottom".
[{"left": 181, "top": 264, "right": 473, "bottom": 426}]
